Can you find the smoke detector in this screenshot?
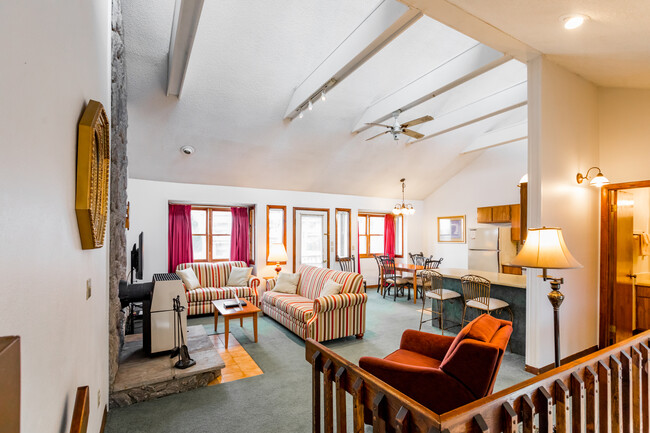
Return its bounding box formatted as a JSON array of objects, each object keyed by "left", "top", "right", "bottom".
[{"left": 180, "top": 146, "right": 194, "bottom": 155}]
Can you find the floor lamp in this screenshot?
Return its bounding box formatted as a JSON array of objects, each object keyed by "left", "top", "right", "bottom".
[{"left": 510, "top": 227, "right": 582, "bottom": 368}]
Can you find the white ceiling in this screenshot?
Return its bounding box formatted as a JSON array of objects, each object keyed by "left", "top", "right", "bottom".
[
  {"left": 408, "top": 0, "right": 650, "bottom": 88},
  {"left": 123, "top": 0, "right": 527, "bottom": 199}
]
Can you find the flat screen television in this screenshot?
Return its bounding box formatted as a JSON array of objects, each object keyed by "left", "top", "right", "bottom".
[{"left": 131, "top": 231, "right": 143, "bottom": 283}]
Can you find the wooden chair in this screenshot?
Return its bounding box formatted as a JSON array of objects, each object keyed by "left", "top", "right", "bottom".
[
  {"left": 419, "top": 270, "right": 461, "bottom": 334},
  {"left": 460, "top": 274, "right": 513, "bottom": 327},
  {"left": 337, "top": 255, "right": 366, "bottom": 292},
  {"left": 379, "top": 256, "right": 412, "bottom": 301}
]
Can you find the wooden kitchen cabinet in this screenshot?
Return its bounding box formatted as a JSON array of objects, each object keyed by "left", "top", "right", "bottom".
[
  {"left": 477, "top": 207, "right": 492, "bottom": 223},
  {"left": 491, "top": 205, "right": 511, "bottom": 222},
  {"left": 511, "top": 204, "right": 521, "bottom": 241}
]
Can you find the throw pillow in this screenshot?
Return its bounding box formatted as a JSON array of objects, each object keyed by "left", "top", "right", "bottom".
[
  {"left": 227, "top": 267, "right": 253, "bottom": 287},
  {"left": 176, "top": 267, "right": 201, "bottom": 291},
  {"left": 319, "top": 279, "right": 342, "bottom": 297},
  {"left": 272, "top": 272, "right": 300, "bottom": 294}
]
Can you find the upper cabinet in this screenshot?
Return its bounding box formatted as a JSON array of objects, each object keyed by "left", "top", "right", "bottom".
[
  {"left": 477, "top": 207, "right": 493, "bottom": 223},
  {"left": 476, "top": 204, "right": 522, "bottom": 241}
]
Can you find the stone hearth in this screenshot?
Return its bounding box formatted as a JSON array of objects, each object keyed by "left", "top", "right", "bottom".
[{"left": 110, "top": 325, "right": 224, "bottom": 408}]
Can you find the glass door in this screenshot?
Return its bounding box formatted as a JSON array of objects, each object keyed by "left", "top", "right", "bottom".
[{"left": 295, "top": 209, "right": 329, "bottom": 269}]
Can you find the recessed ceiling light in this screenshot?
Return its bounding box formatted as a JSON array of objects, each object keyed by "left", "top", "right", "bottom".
[{"left": 561, "top": 14, "right": 588, "bottom": 30}]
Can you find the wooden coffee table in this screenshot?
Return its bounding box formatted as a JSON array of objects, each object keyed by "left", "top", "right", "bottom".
[{"left": 212, "top": 299, "right": 261, "bottom": 348}]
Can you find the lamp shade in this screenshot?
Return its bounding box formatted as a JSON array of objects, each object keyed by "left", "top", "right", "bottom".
[
  {"left": 510, "top": 227, "right": 582, "bottom": 269},
  {"left": 267, "top": 243, "right": 288, "bottom": 262},
  {"left": 589, "top": 172, "right": 610, "bottom": 187}
]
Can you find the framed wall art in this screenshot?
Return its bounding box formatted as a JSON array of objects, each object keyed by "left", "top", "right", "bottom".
[{"left": 437, "top": 215, "right": 465, "bottom": 243}]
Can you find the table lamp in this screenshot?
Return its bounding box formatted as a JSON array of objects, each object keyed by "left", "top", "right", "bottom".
[
  {"left": 268, "top": 243, "right": 288, "bottom": 276},
  {"left": 510, "top": 227, "right": 582, "bottom": 367}
]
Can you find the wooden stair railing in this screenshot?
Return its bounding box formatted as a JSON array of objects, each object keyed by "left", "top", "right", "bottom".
[{"left": 307, "top": 328, "right": 650, "bottom": 432}]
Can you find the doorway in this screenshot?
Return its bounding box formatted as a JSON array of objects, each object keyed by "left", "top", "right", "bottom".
[
  {"left": 600, "top": 180, "right": 650, "bottom": 347},
  {"left": 293, "top": 208, "right": 330, "bottom": 270}
]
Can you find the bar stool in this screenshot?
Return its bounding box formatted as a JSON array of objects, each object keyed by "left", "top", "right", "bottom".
[
  {"left": 460, "top": 274, "right": 513, "bottom": 326},
  {"left": 419, "top": 270, "right": 461, "bottom": 334}
]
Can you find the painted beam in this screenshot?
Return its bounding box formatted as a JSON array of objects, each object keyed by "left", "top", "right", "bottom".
[
  {"left": 461, "top": 121, "right": 528, "bottom": 154},
  {"left": 407, "top": 81, "right": 527, "bottom": 145},
  {"left": 167, "top": 0, "right": 205, "bottom": 97},
  {"left": 284, "top": 0, "right": 422, "bottom": 120},
  {"left": 352, "top": 44, "right": 509, "bottom": 133}
]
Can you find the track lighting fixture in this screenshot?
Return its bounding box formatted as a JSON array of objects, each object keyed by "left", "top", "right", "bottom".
[{"left": 308, "top": 100, "right": 313, "bottom": 111}]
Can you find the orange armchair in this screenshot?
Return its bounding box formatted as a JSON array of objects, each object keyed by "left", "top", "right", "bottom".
[{"left": 359, "top": 314, "right": 513, "bottom": 414}]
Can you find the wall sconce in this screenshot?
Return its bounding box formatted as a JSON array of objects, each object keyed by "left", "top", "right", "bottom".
[{"left": 576, "top": 167, "right": 609, "bottom": 187}]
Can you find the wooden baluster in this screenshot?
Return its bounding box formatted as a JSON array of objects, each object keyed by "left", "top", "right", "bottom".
[
  {"left": 334, "top": 367, "right": 346, "bottom": 433},
  {"left": 620, "top": 351, "right": 633, "bottom": 433},
  {"left": 632, "top": 347, "right": 644, "bottom": 433},
  {"left": 352, "top": 378, "right": 364, "bottom": 433},
  {"left": 474, "top": 414, "right": 489, "bottom": 432},
  {"left": 584, "top": 365, "right": 599, "bottom": 433},
  {"left": 373, "top": 392, "right": 386, "bottom": 433},
  {"left": 502, "top": 401, "right": 517, "bottom": 433},
  {"left": 312, "top": 351, "right": 322, "bottom": 433},
  {"left": 395, "top": 406, "right": 409, "bottom": 433},
  {"left": 640, "top": 342, "right": 650, "bottom": 433},
  {"left": 521, "top": 394, "right": 535, "bottom": 433},
  {"left": 323, "top": 359, "right": 334, "bottom": 433},
  {"left": 599, "top": 360, "right": 612, "bottom": 433},
  {"left": 572, "top": 371, "right": 586, "bottom": 433},
  {"left": 538, "top": 386, "right": 553, "bottom": 433},
  {"left": 611, "top": 355, "right": 624, "bottom": 433},
  {"left": 555, "top": 379, "right": 570, "bottom": 433}
]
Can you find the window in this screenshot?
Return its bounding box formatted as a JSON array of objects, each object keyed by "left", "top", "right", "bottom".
[
  {"left": 357, "top": 213, "right": 403, "bottom": 258},
  {"left": 191, "top": 207, "right": 232, "bottom": 262},
  {"left": 266, "top": 205, "right": 286, "bottom": 264},
  {"left": 335, "top": 208, "right": 351, "bottom": 259}
]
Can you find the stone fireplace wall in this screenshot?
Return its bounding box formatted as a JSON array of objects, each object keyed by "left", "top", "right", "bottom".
[{"left": 109, "top": 0, "right": 128, "bottom": 389}]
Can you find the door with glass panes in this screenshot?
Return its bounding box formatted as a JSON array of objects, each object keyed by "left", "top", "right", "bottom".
[{"left": 294, "top": 209, "right": 329, "bottom": 269}]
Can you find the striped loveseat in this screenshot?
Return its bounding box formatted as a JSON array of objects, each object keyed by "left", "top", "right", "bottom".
[
  {"left": 176, "top": 261, "right": 261, "bottom": 316},
  {"left": 262, "top": 264, "right": 368, "bottom": 342}
]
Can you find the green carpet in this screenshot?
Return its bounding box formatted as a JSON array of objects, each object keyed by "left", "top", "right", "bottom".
[{"left": 105, "top": 290, "right": 532, "bottom": 432}]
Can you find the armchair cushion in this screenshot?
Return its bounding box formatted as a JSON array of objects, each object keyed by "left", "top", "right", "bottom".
[
  {"left": 399, "top": 329, "right": 455, "bottom": 361},
  {"left": 384, "top": 349, "right": 441, "bottom": 369}
]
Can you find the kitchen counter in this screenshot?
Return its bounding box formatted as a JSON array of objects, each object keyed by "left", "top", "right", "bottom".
[{"left": 435, "top": 268, "right": 526, "bottom": 289}]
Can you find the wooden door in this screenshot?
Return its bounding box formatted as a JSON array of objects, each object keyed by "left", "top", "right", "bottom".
[{"left": 613, "top": 190, "right": 636, "bottom": 342}]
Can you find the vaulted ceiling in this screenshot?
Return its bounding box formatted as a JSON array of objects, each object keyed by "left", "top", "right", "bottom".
[{"left": 123, "top": 0, "right": 528, "bottom": 199}]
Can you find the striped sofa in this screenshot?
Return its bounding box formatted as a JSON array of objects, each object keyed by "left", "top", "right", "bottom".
[
  {"left": 262, "top": 265, "right": 368, "bottom": 342},
  {"left": 176, "top": 261, "right": 262, "bottom": 316}
]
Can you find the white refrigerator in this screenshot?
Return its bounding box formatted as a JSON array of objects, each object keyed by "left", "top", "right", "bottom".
[{"left": 467, "top": 227, "right": 516, "bottom": 273}]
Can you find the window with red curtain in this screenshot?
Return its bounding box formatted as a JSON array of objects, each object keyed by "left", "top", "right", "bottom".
[
  {"left": 357, "top": 213, "right": 403, "bottom": 258},
  {"left": 384, "top": 214, "right": 395, "bottom": 258},
  {"left": 230, "top": 207, "right": 250, "bottom": 265},
  {"left": 168, "top": 204, "right": 194, "bottom": 272}
]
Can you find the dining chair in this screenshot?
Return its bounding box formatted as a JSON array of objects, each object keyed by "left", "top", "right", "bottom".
[
  {"left": 372, "top": 254, "right": 387, "bottom": 295},
  {"left": 460, "top": 274, "right": 513, "bottom": 327},
  {"left": 337, "top": 255, "right": 366, "bottom": 293},
  {"left": 379, "top": 256, "right": 411, "bottom": 301},
  {"left": 419, "top": 270, "right": 462, "bottom": 334},
  {"left": 409, "top": 252, "right": 425, "bottom": 265}
]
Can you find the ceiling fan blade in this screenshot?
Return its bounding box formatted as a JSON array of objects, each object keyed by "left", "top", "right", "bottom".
[
  {"left": 401, "top": 129, "right": 424, "bottom": 139},
  {"left": 365, "top": 122, "right": 392, "bottom": 128},
  {"left": 401, "top": 115, "right": 433, "bottom": 128},
  {"left": 365, "top": 131, "right": 390, "bottom": 141}
]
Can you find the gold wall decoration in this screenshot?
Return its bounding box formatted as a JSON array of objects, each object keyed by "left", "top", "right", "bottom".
[{"left": 76, "top": 100, "right": 110, "bottom": 249}]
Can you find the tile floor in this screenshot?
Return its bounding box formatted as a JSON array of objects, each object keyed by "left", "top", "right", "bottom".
[{"left": 207, "top": 333, "right": 263, "bottom": 384}]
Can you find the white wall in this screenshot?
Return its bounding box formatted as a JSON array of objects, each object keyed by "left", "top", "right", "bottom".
[
  {"left": 423, "top": 141, "right": 527, "bottom": 267},
  {"left": 0, "top": 1, "right": 111, "bottom": 432},
  {"left": 598, "top": 88, "right": 650, "bottom": 184},
  {"left": 127, "top": 179, "right": 425, "bottom": 286},
  {"left": 526, "top": 56, "right": 600, "bottom": 369}
]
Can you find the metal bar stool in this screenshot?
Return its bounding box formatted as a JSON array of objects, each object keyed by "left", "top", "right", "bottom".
[
  {"left": 419, "top": 270, "right": 462, "bottom": 334},
  {"left": 337, "top": 255, "right": 366, "bottom": 292},
  {"left": 460, "top": 274, "right": 513, "bottom": 327}
]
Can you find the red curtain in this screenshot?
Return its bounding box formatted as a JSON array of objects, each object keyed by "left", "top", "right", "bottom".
[
  {"left": 384, "top": 214, "right": 395, "bottom": 258},
  {"left": 230, "top": 207, "right": 250, "bottom": 265},
  {"left": 168, "top": 204, "right": 194, "bottom": 272}
]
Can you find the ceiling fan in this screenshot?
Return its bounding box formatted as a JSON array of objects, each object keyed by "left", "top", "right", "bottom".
[{"left": 365, "top": 110, "right": 433, "bottom": 141}]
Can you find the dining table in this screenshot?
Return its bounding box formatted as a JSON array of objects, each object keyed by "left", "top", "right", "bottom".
[{"left": 391, "top": 260, "right": 423, "bottom": 304}]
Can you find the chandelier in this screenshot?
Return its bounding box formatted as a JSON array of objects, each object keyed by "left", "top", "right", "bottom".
[{"left": 392, "top": 178, "right": 415, "bottom": 215}]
